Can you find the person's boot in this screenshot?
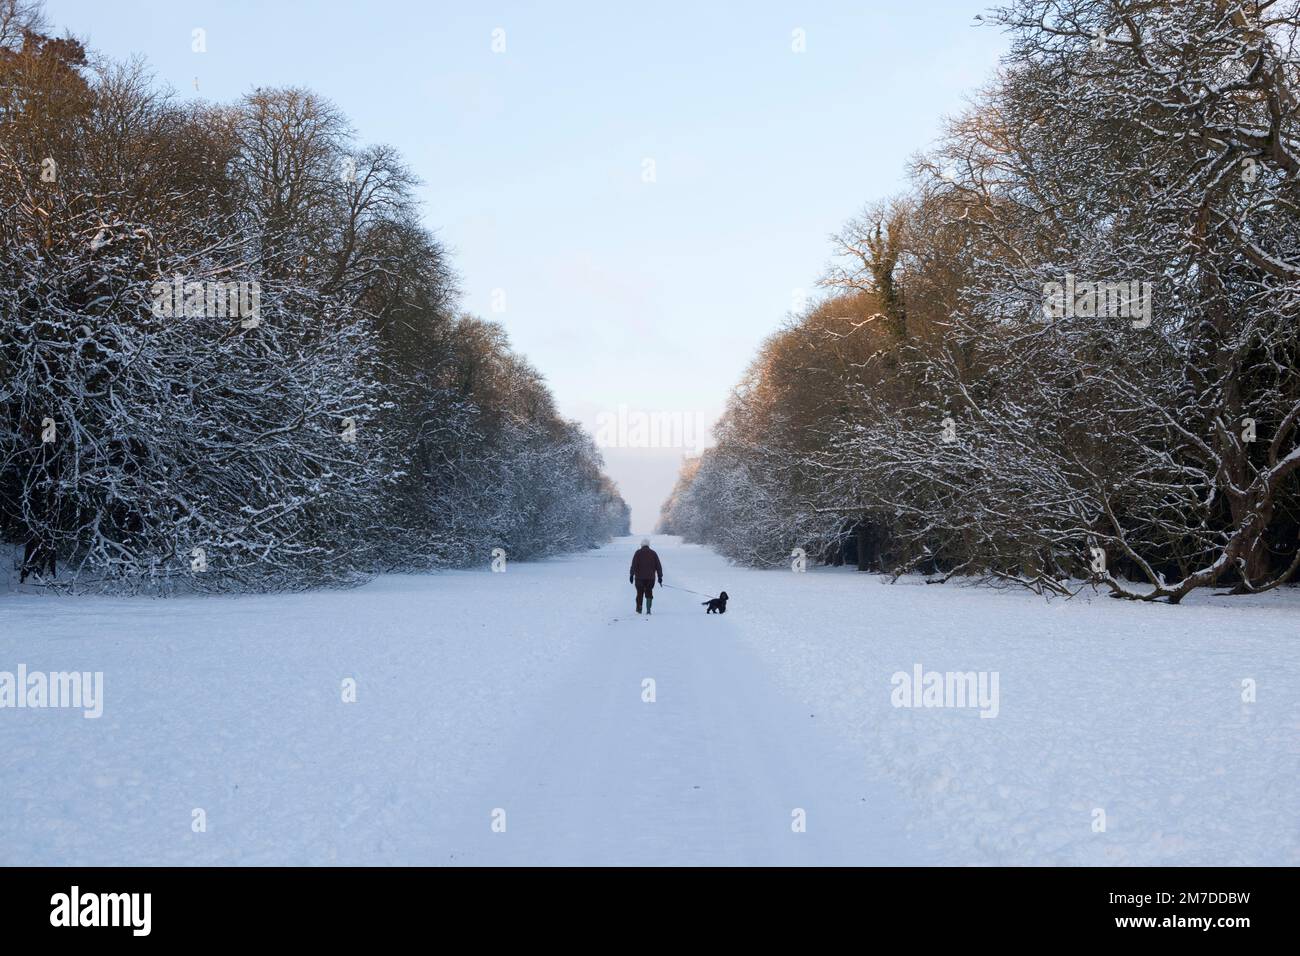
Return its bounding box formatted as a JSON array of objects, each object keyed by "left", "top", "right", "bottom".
[{"left": 646, "top": 596, "right": 652, "bottom": 616}]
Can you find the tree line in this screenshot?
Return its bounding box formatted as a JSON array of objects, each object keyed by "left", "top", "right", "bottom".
[
  {"left": 0, "top": 0, "right": 628, "bottom": 592},
  {"left": 660, "top": 0, "right": 1300, "bottom": 603}
]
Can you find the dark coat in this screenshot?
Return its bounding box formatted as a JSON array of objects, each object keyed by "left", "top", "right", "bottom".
[{"left": 629, "top": 546, "right": 663, "bottom": 582}]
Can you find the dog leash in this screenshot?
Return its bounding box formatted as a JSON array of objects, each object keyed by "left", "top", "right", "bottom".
[{"left": 659, "top": 583, "right": 719, "bottom": 600}]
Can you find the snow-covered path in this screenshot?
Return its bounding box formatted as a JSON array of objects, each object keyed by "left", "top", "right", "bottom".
[
  {"left": 446, "top": 540, "right": 932, "bottom": 865},
  {"left": 2, "top": 536, "right": 1295, "bottom": 865}
]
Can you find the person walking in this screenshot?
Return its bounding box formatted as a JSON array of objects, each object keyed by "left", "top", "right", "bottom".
[{"left": 629, "top": 537, "right": 663, "bottom": 615}]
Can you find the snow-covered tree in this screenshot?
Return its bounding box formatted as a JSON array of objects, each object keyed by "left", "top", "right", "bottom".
[
  {"left": 1, "top": 12, "right": 627, "bottom": 591},
  {"left": 665, "top": 0, "right": 1300, "bottom": 602}
]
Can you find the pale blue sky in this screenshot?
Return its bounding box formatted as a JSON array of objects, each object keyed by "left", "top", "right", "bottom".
[{"left": 46, "top": 1, "right": 1008, "bottom": 530}]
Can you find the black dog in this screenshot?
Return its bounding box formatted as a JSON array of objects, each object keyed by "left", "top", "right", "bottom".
[{"left": 702, "top": 591, "right": 729, "bottom": 614}]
